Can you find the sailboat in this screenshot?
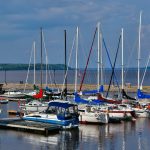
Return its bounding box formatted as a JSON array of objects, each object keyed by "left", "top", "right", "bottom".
[
  {"left": 136, "top": 11, "right": 150, "bottom": 103},
  {"left": 120, "top": 28, "right": 136, "bottom": 103},
  {"left": 130, "top": 11, "right": 150, "bottom": 118},
  {"left": 23, "top": 41, "right": 40, "bottom": 98},
  {"left": 20, "top": 28, "right": 48, "bottom": 113},
  {"left": 73, "top": 25, "right": 109, "bottom": 124}
]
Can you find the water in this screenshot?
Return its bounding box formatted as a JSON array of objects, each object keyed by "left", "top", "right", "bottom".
[
  {"left": 0, "top": 103, "right": 150, "bottom": 150},
  {"left": 0, "top": 69, "right": 150, "bottom": 86},
  {"left": 0, "top": 69, "right": 149, "bottom": 150}
]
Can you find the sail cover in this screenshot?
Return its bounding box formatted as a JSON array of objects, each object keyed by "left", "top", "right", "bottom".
[
  {"left": 74, "top": 93, "right": 105, "bottom": 105},
  {"left": 137, "top": 89, "right": 150, "bottom": 99},
  {"left": 122, "top": 89, "right": 136, "bottom": 100},
  {"left": 33, "top": 89, "right": 43, "bottom": 99},
  {"left": 82, "top": 85, "right": 104, "bottom": 95}
]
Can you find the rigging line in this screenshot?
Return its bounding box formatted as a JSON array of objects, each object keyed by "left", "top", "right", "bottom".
[
  {"left": 140, "top": 53, "right": 150, "bottom": 89},
  {"left": 124, "top": 37, "right": 138, "bottom": 81},
  {"left": 78, "top": 30, "right": 94, "bottom": 86},
  {"left": 79, "top": 27, "right": 97, "bottom": 92},
  {"left": 78, "top": 30, "right": 90, "bottom": 85},
  {"left": 24, "top": 42, "right": 34, "bottom": 92},
  {"left": 61, "top": 35, "right": 76, "bottom": 96},
  {"left": 102, "top": 38, "right": 120, "bottom": 91},
  {"left": 105, "top": 34, "right": 121, "bottom": 98}
]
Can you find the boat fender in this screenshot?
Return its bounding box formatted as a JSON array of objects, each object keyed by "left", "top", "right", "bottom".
[
  {"left": 91, "top": 107, "right": 96, "bottom": 112},
  {"left": 95, "top": 113, "right": 98, "bottom": 118}
]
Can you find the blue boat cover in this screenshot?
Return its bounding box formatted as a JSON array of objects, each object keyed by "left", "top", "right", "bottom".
[
  {"left": 74, "top": 93, "right": 105, "bottom": 105},
  {"left": 74, "top": 94, "right": 89, "bottom": 104},
  {"left": 137, "top": 89, "right": 150, "bottom": 99},
  {"left": 82, "top": 85, "right": 104, "bottom": 95},
  {"left": 100, "top": 85, "right": 104, "bottom": 92},
  {"left": 48, "top": 101, "right": 76, "bottom": 108}
]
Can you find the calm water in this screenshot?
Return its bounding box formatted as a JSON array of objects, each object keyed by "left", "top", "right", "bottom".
[
  {"left": 0, "top": 103, "right": 150, "bottom": 150},
  {"left": 0, "top": 69, "right": 149, "bottom": 86},
  {"left": 0, "top": 69, "right": 149, "bottom": 150}
]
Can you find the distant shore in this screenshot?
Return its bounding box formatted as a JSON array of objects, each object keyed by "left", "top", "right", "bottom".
[{"left": 1, "top": 83, "right": 150, "bottom": 93}]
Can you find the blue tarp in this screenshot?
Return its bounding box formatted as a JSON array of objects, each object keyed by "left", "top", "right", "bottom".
[
  {"left": 137, "top": 89, "right": 150, "bottom": 99},
  {"left": 48, "top": 101, "right": 76, "bottom": 108}
]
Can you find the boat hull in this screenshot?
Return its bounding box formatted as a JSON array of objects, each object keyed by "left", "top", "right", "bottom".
[
  {"left": 79, "top": 112, "right": 109, "bottom": 124},
  {"left": 23, "top": 114, "right": 79, "bottom": 129}
]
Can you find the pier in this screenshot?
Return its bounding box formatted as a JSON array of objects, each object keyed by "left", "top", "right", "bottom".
[{"left": 0, "top": 118, "right": 60, "bottom": 136}]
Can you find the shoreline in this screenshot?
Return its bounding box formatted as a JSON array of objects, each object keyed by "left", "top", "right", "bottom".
[{"left": 1, "top": 83, "right": 150, "bottom": 93}]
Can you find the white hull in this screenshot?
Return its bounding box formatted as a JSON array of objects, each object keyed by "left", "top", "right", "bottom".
[
  {"left": 79, "top": 112, "right": 109, "bottom": 124},
  {"left": 20, "top": 100, "right": 48, "bottom": 113},
  {"left": 134, "top": 108, "right": 149, "bottom": 118},
  {"left": 23, "top": 106, "right": 47, "bottom": 112}
]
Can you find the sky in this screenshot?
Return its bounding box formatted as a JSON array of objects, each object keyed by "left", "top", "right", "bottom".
[{"left": 0, "top": 0, "right": 150, "bottom": 68}]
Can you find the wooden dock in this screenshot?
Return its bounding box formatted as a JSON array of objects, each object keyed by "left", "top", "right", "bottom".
[{"left": 0, "top": 118, "right": 60, "bottom": 135}]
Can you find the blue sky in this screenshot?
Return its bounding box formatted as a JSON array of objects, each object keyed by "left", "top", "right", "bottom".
[{"left": 0, "top": 0, "right": 150, "bottom": 68}]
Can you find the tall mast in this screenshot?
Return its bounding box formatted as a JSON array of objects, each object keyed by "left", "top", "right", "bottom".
[
  {"left": 138, "top": 11, "right": 142, "bottom": 90},
  {"left": 40, "top": 27, "right": 43, "bottom": 89},
  {"left": 97, "top": 22, "right": 100, "bottom": 92},
  {"left": 64, "top": 30, "right": 67, "bottom": 99},
  {"left": 42, "top": 31, "right": 48, "bottom": 86},
  {"left": 75, "top": 27, "right": 79, "bottom": 93},
  {"left": 33, "top": 41, "right": 36, "bottom": 85},
  {"left": 100, "top": 28, "right": 103, "bottom": 90},
  {"left": 121, "top": 28, "right": 124, "bottom": 90}
]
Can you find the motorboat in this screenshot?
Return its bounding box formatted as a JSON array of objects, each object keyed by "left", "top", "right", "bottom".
[
  {"left": 1, "top": 88, "right": 25, "bottom": 98},
  {"left": 19, "top": 100, "right": 48, "bottom": 112},
  {"left": 23, "top": 100, "right": 79, "bottom": 129}
]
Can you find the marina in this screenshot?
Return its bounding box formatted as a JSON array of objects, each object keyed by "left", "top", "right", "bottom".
[
  {"left": 0, "top": 1, "right": 150, "bottom": 149},
  {"left": 0, "top": 68, "right": 149, "bottom": 150}
]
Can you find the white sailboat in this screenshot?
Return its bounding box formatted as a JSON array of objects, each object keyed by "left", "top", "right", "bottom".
[
  {"left": 132, "top": 11, "right": 150, "bottom": 117},
  {"left": 74, "top": 25, "right": 109, "bottom": 124},
  {"left": 136, "top": 11, "right": 150, "bottom": 103}
]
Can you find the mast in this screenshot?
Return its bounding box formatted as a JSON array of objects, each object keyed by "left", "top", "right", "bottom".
[
  {"left": 100, "top": 27, "right": 103, "bottom": 91},
  {"left": 97, "top": 22, "right": 100, "bottom": 92},
  {"left": 46, "top": 55, "right": 48, "bottom": 86},
  {"left": 138, "top": 11, "right": 142, "bottom": 90},
  {"left": 121, "top": 28, "right": 124, "bottom": 90},
  {"left": 42, "top": 31, "right": 48, "bottom": 86},
  {"left": 40, "top": 27, "right": 43, "bottom": 89},
  {"left": 75, "top": 27, "right": 79, "bottom": 93},
  {"left": 64, "top": 30, "right": 67, "bottom": 99},
  {"left": 33, "top": 41, "right": 36, "bottom": 85}
]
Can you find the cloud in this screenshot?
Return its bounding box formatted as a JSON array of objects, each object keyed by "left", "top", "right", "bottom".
[{"left": 0, "top": 0, "right": 150, "bottom": 67}]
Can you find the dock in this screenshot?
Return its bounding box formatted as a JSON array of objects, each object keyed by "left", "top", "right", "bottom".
[{"left": 0, "top": 118, "right": 61, "bottom": 135}]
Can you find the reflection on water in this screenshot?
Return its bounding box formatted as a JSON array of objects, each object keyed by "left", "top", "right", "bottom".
[{"left": 0, "top": 103, "right": 150, "bottom": 150}]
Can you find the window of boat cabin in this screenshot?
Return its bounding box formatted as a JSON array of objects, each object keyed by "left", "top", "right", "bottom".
[
  {"left": 46, "top": 106, "right": 57, "bottom": 114},
  {"left": 68, "top": 106, "right": 77, "bottom": 113},
  {"left": 57, "top": 107, "right": 65, "bottom": 114}
]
